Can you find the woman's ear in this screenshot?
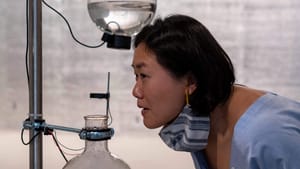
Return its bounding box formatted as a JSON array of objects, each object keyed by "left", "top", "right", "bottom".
[
  {"left": 188, "top": 82, "right": 197, "bottom": 95},
  {"left": 186, "top": 74, "right": 197, "bottom": 94}
]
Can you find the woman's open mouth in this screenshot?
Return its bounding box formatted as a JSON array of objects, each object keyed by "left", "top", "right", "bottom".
[{"left": 141, "top": 108, "right": 150, "bottom": 116}]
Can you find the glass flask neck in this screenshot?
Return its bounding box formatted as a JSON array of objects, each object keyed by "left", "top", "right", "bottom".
[
  {"left": 84, "top": 115, "right": 110, "bottom": 152},
  {"left": 63, "top": 115, "right": 130, "bottom": 169},
  {"left": 85, "top": 139, "right": 109, "bottom": 152},
  {"left": 84, "top": 114, "right": 108, "bottom": 129}
]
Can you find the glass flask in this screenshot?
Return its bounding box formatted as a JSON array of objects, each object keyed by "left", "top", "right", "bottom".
[
  {"left": 63, "top": 115, "right": 131, "bottom": 169},
  {"left": 87, "top": 0, "right": 157, "bottom": 49}
]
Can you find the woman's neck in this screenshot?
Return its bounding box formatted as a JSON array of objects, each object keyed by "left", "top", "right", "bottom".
[
  {"left": 209, "top": 85, "right": 265, "bottom": 135},
  {"left": 205, "top": 85, "right": 265, "bottom": 169}
]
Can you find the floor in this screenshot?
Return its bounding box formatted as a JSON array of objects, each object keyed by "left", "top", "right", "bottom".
[{"left": 0, "top": 130, "right": 194, "bottom": 169}]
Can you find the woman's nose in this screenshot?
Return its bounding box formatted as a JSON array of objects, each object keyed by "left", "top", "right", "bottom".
[{"left": 132, "top": 82, "right": 143, "bottom": 99}]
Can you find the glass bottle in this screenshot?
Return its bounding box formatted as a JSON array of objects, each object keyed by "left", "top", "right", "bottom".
[
  {"left": 63, "top": 115, "right": 131, "bottom": 169},
  {"left": 87, "top": 0, "right": 157, "bottom": 37},
  {"left": 87, "top": 0, "right": 157, "bottom": 49}
]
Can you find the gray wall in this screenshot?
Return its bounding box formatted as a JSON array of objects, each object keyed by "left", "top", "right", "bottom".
[{"left": 1, "top": 0, "right": 300, "bottom": 132}]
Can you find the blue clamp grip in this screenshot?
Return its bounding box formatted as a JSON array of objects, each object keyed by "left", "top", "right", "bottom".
[{"left": 79, "top": 128, "right": 114, "bottom": 141}]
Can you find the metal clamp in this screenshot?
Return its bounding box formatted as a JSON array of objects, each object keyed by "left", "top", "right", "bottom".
[
  {"left": 23, "top": 119, "right": 114, "bottom": 141},
  {"left": 79, "top": 128, "right": 114, "bottom": 141}
]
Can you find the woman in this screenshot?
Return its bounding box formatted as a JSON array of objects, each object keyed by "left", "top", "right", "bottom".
[{"left": 131, "top": 14, "right": 300, "bottom": 169}]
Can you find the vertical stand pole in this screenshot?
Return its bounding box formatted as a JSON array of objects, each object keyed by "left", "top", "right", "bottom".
[{"left": 28, "top": 0, "right": 43, "bottom": 168}]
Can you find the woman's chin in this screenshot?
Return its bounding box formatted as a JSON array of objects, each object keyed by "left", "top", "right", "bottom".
[{"left": 143, "top": 120, "right": 161, "bottom": 129}]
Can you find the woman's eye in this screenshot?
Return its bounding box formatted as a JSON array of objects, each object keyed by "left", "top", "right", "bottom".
[
  {"left": 140, "top": 73, "right": 147, "bottom": 79},
  {"left": 134, "top": 73, "right": 147, "bottom": 80}
]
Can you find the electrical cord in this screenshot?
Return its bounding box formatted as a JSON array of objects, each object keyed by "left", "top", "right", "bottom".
[
  {"left": 25, "top": 0, "right": 29, "bottom": 89},
  {"left": 21, "top": 129, "right": 70, "bottom": 163},
  {"left": 53, "top": 131, "right": 84, "bottom": 153},
  {"left": 49, "top": 130, "right": 69, "bottom": 163},
  {"left": 23, "top": 0, "right": 104, "bottom": 163},
  {"left": 42, "top": 0, "right": 105, "bottom": 48},
  {"left": 41, "top": 0, "right": 114, "bottom": 126},
  {"left": 21, "top": 128, "right": 42, "bottom": 145},
  {"left": 21, "top": 126, "right": 83, "bottom": 162},
  {"left": 107, "top": 107, "right": 113, "bottom": 126},
  {"left": 25, "top": 0, "right": 106, "bottom": 90}
]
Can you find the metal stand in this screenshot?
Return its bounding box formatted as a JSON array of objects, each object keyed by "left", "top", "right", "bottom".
[
  {"left": 26, "top": 1, "right": 113, "bottom": 168},
  {"left": 28, "top": 0, "right": 43, "bottom": 168}
]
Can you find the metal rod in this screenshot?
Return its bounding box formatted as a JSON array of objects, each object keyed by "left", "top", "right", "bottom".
[
  {"left": 44, "top": 124, "right": 82, "bottom": 134},
  {"left": 106, "top": 72, "right": 110, "bottom": 116},
  {"left": 28, "top": 0, "right": 43, "bottom": 168}
]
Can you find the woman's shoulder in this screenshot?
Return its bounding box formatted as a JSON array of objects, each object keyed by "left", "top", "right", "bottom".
[
  {"left": 233, "top": 91, "right": 300, "bottom": 148},
  {"left": 231, "top": 93, "right": 300, "bottom": 168}
]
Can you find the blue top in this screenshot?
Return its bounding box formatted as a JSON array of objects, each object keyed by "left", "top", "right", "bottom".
[{"left": 191, "top": 93, "right": 300, "bottom": 169}]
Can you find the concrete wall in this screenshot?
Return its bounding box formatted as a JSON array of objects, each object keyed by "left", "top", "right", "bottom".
[
  {"left": 1, "top": 0, "right": 300, "bottom": 132},
  {"left": 1, "top": 0, "right": 300, "bottom": 169}
]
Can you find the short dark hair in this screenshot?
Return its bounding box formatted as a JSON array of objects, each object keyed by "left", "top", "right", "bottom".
[{"left": 134, "top": 14, "right": 235, "bottom": 116}]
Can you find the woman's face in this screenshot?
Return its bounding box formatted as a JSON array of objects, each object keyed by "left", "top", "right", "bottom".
[{"left": 132, "top": 43, "right": 188, "bottom": 129}]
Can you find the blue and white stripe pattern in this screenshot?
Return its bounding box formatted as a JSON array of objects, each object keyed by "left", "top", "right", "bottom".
[{"left": 159, "top": 105, "right": 210, "bottom": 152}]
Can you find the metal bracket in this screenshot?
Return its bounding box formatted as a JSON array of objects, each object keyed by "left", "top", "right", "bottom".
[{"left": 22, "top": 119, "right": 114, "bottom": 141}]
